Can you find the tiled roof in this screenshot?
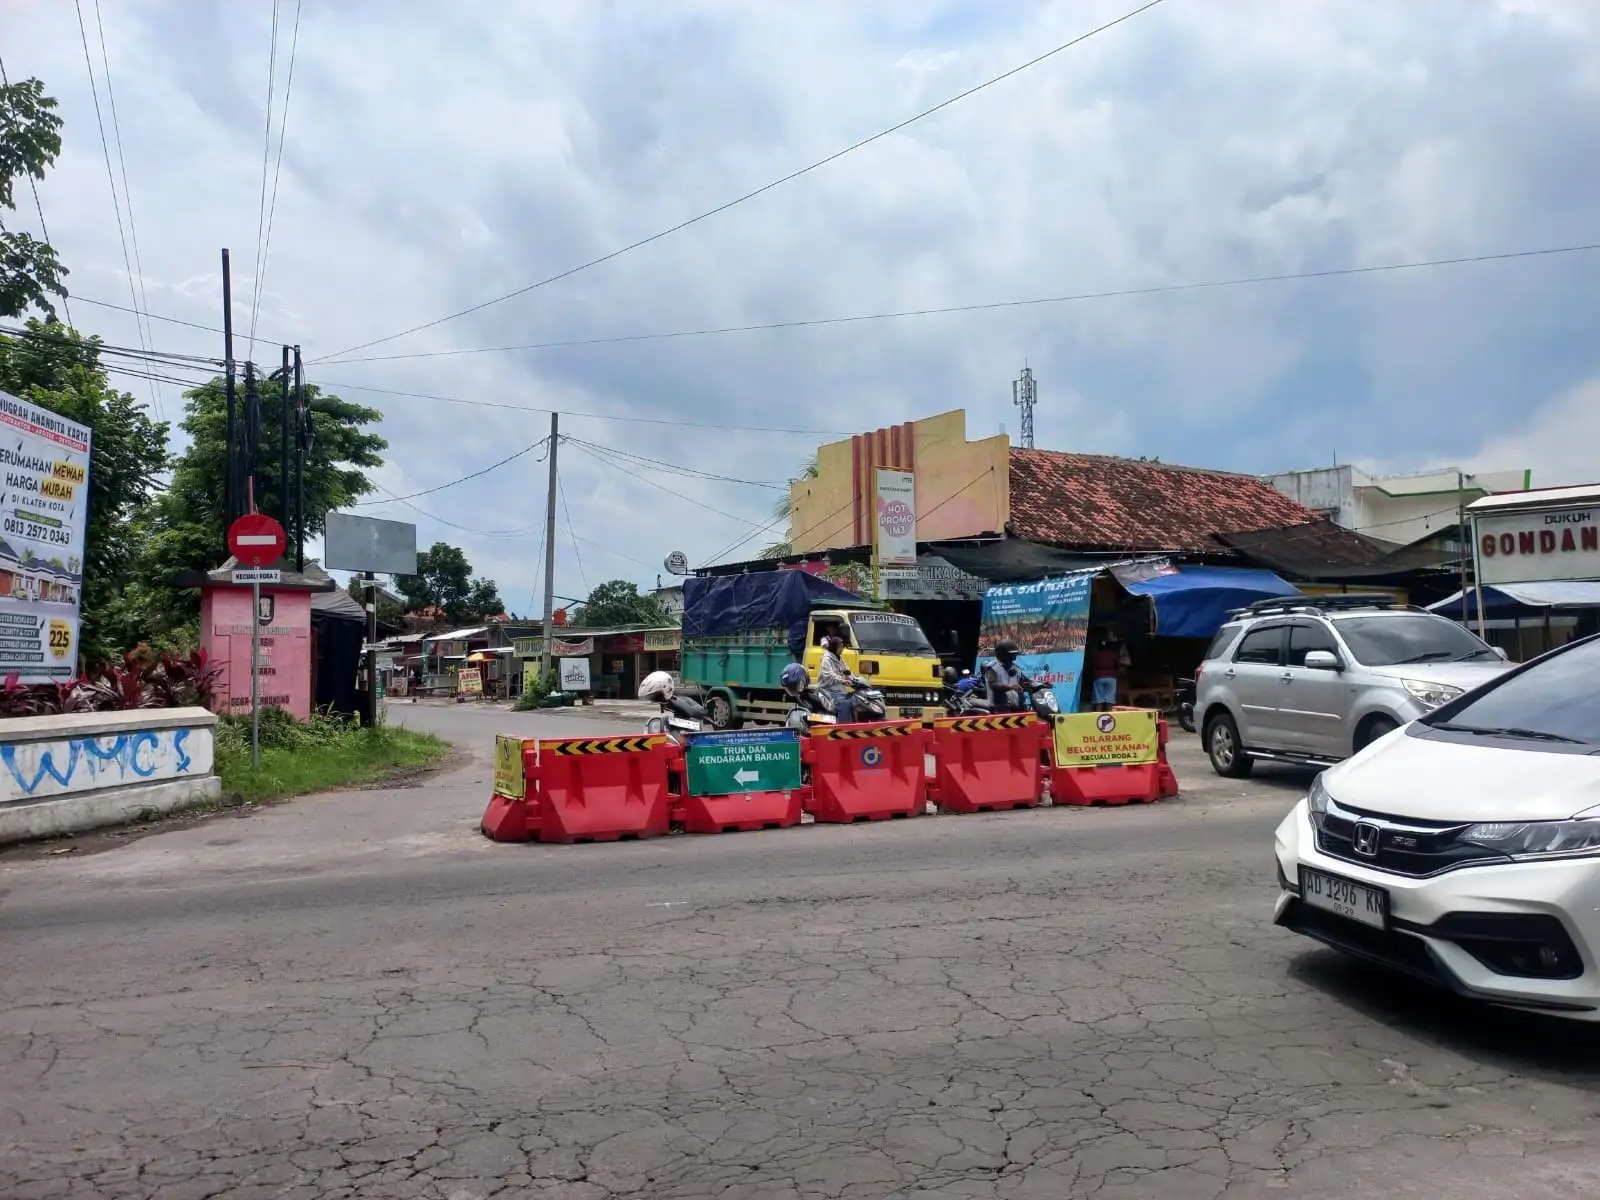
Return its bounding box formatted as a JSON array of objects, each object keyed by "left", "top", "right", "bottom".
[
  {"left": 1215, "top": 522, "right": 1455, "bottom": 578},
  {"left": 1007, "top": 449, "right": 1323, "bottom": 552}
]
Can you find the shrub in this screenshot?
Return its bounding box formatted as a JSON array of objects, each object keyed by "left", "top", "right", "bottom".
[{"left": 0, "top": 649, "right": 221, "bottom": 719}]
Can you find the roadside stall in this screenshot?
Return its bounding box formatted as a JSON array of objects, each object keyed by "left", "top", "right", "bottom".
[{"left": 1427, "top": 582, "right": 1600, "bottom": 660}]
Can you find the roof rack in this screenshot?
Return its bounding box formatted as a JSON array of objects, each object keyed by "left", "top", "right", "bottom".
[{"left": 1228, "top": 594, "right": 1426, "bottom": 619}]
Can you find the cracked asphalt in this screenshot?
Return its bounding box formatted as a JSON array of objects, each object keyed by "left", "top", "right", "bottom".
[{"left": 4, "top": 703, "right": 1600, "bottom": 1199}]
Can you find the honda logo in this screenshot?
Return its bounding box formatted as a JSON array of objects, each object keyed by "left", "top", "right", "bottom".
[{"left": 1351, "top": 821, "right": 1381, "bottom": 857}]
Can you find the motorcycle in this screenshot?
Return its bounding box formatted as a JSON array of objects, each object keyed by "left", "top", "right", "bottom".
[
  {"left": 644, "top": 692, "right": 710, "bottom": 743},
  {"left": 782, "top": 677, "right": 887, "bottom": 730},
  {"left": 940, "top": 667, "right": 993, "bottom": 716},
  {"left": 1020, "top": 678, "right": 1060, "bottom": 719},
  {"left": 1176, "top": 677, "right": 1196, "bottom": 733}
]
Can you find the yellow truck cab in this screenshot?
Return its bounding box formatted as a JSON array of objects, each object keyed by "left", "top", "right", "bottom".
[{"left": 800, "top": 609, "right": 945, "bottom": 717}]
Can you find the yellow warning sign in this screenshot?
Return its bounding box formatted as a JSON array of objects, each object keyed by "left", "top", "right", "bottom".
[
  {"left": 934, "top": 713, "right": 1039, "bottom": 733},
  {"left": 494, "top": 735, "right": 527, "bottom": 798},
  {"left": 1053, "top": 710, "right": 1159, "bottom": 767}
]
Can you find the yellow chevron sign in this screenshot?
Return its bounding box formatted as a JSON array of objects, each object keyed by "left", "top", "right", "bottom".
[
  {"left": 811, "top": 722, "right": 920, "bottom": 740},
  {"left": 543, "top": 735, "right": 666, "bottom": 755},
  {"left": 936, "top": 713, "right": 1040, "bottom": 733}
]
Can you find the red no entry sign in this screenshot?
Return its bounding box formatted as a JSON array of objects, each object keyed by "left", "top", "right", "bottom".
[{"left": 227, "top": 513, "right": 288, "bottom": 566}]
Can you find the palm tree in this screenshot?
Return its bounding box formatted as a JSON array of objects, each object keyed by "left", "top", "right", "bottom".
[{"left": 758, "top": 455, "right": 819, "bottom": 559}]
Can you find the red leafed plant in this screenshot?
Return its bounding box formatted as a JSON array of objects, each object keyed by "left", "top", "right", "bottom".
[{"left": 0, "top": 649, "right": 223, "bottom": 719}]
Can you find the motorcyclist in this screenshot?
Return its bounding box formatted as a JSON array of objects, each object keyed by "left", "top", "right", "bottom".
[
  {"left": 817, "top": 635, "right": 859, "bottom": 725},
  {"left": 982, "top": 639, "right": 1028, "bottom": 712}
]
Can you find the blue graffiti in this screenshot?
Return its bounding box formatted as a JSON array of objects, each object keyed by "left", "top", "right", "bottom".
[{"left": 2, "top": 727, "right": 200, "bottom": 796}]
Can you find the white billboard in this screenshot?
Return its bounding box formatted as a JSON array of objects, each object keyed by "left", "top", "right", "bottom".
[
  {"left": 873, "top": 468, "right": 917, "bottom": 592},
  {"left": 0, "top": 390, "right": 92, "bottom": 681},
  {"left": 1476, "top": 506, "right": 1600, "bottom": 585},
  {"left": 557, "top": 656, "right": 592, "bottom": 692}
]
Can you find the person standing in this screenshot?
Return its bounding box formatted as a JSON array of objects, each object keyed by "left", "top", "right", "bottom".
[{"left": 1090, "top": 629, "right": 1129, "bottom": 711}]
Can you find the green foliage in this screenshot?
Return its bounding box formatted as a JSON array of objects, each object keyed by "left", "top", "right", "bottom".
[
  {"left": 0, "top": 76, "right": 67, "bottom": 318},
  {"left": 0, "top": 320, "right": 169, "bottom": 663},
  {"left": 345, "top": 577, "right": 406, "bottom": 627},
  {"left": 572, "top": 579, "right": 667, "bottom": 628},
  {"left": 393, "top": 541, "right": 502, "bottom": 624},
  {"left": 760, "top": 454, "right": 818, "bottom": 560},
  {"left": 214, "top": 709, "right": 449, "bottom": 804}
]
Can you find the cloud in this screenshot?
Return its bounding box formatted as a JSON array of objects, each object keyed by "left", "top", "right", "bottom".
[
  {"left": 4, "top": 0, "right": 1598, "bottom": 611},
  {"left": 1469, "top": 375, "right": 1600, "bottom": 489}
]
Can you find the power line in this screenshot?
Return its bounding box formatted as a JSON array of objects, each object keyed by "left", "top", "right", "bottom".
[
  {"left": 566, "top": 439, "right": 767, "bottom": 528},
  {"left": 0, "top": 56, "right": 75, "bottom": 329},
  {"left": 360, "top": 481, "right": 543, "bottom": 537},
  {"left": 249, "top": 0, "right": 282, "bottom": 353},
  {"left": 73, "top": 0, "right": 161, "bottom": 417},
  {"left": 253, "top": 0, "right": 302, "bottom": 347},
  {"left": 349, "top": 434, "right": 550, "bottom": 506},
  {"left": 311, "top": 0, "right": 1165, "bottom": 364},
  {"left": 310, "top": 377, "right": 854, "bottom": 436},
  {"left": 563, "top": 435, "right": 785, "bottom": 489},
  {"left": 321, "top": 241, "right": 1600, "bottom": 367},
  {"left": 558, "top": 476, "right": 589, "bottom": 592}
]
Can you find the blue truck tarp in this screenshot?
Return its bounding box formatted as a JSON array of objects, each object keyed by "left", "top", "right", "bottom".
[
  {"left": 1119, "top": 565, "right": 1300, "bottom": 639},
  {"left": 684, "top": 573, "right": 875, "bottom": 657}
]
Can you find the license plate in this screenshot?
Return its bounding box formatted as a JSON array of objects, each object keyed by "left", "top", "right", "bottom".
[
  {"left": 1300, "top": 867, "right": 1388, "bottom": 930},
  {"left": 898, "top": 707, "right": 923, "bottom": 718}
]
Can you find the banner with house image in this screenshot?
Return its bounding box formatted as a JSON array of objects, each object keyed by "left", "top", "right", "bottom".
[
  {"left": 977, "top": 568, "right": 1095, "bottom": 714},
  {"left": 0, "top": 391, "right": 92, "bottom": 681}
]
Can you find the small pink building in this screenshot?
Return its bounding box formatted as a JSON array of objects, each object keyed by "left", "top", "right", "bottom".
[{"left": 190, "top": 558, "right": 329, "bottom": 722}]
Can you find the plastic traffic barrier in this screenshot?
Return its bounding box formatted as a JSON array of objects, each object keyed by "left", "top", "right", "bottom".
[
  {"left": 672, "top": 729, "right": 806, "bottom": 834},
  {"left": 482, "top": 735, "right": 536, "bottom": 841},
  {"left": 925, "top": 713, "right": 1049, "bottom": 813},
  {"left": 1048, "top": 710, "right": 1163, "bottom": 807},
  {"left": 804, "top": 720, "right": 929, "bottom": 823},
  {"left": 1155, "top": 716, "right": 1180, "bottom": 799},
  {"left": 480, "top": 734, "right": 673, "bottom": 843}
]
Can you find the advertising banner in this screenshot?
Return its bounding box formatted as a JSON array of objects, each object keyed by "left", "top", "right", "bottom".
[
  {"left": 493, "top": 735, "right": 527, "bottom": 798},
  {"left": 557, "top": 656, "right": 592, "bottom": 691},
  {"left": 0, "top": 390, "right": 92, "bottom": 681},
  {"left": 874, "top": 468, "right": 917, "bottom": 589},
  {"left": 643, "top": 629, "right": 680, "bottom": 652},
  {"left": 1475, "top": 507, "right": 1600, "bottom": 585},
  {"left": 978, "top": 569, "right": 1095, "bottom": 714},
  {"left": 458, "top": 667, "right": 483, "bottom": 695},
  {"left": 550, "top": 637, "right": 595, "bottom": 657},
  {"left": 1053, "top": 710, "right": 1159, "bottom": 766}
]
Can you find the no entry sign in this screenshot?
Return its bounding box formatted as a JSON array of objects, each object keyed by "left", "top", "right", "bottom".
[{"left": 227, "top": 513, "right": 287, "bottom": 566}]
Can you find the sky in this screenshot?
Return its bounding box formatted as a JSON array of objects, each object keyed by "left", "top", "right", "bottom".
[{"left": 5, "top": 0, "right": 1599, "bottom": 612}]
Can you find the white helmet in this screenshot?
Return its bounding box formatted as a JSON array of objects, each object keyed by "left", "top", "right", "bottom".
[{"left": 637, "top": 670, "right": 676, "bottom": 701}]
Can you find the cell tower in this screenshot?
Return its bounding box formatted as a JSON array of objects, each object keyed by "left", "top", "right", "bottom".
[{"left": 1012, "top": 366, "right": 1037, "bottom": 449}]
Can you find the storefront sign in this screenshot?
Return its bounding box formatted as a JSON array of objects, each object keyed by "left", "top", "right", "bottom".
[
  {"left": 552, "top": 637, "right": 594, "bottom": 656},
  {"left": 557, "top": 657, "right": 591, "bottom": 691},
  {"left": 873, "top": 468, "right": 918, "bottom": 589},
  {"left": 1052, "top": 710, "right": 1159, "bottom": 767},
  {"left": 0, "top": 390, "right": 92, "bottom": 681},
  {"left": 884, "top": 554, "right": 987, "bottom": 601},
  {"left": 606, "top": 634, "right": 645, "bottom": 654},
  {"left": 493, "top": 735, "right": 527, "bottom": 798},
  {"left": 644, "top": 630, "right": 680, "bottom": 652},
  {"left": 512, "top": 637, "right": 540, "bottom": 658},
  {"left": 458, "top": 668, "right": 483, "bottom": 695},
  {"left": 978, "top": 569, "right": 1095, "bottom": 714},
  {"left": 1476, "top": 507, "right": 1600, "bottom": 585}
]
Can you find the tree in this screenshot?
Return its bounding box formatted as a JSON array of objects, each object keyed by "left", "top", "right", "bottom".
[
  {"left": 344, "top": 577, "right": 406, "bottom": 628},
  {"left": 393, "top": 542, "right": 503, "bottom": 625},
  {"left": 0, "top": 321, "right": 168, "bottom": 663},
  {"left": 1, "top": 77, "right": 68, "bottom": 318},
  {"left": 573, "top": 579, "right": 666, "bottom": 628},
  {"left": 758, "top": 454, "right": 819, "bottom": 560}
]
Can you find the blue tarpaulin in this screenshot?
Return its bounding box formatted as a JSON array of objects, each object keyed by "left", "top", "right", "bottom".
[
  {"left": 1427, "top": 581, "right": 1600, "bottom": 622},
  {"left": 1118, "top": 566, "right": 1300, "bottom": 639},
  {"left": 684, "top": 572, "right": 875, "bottom": 657}
]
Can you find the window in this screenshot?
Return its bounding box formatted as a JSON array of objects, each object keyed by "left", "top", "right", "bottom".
[
  {"left": 1286, "top": 622, "right": 1338, "bottom": 667},
  {"left": 1204, "top": 625, "right": 1243, "bottom": 662},
  {"left": 848, "top": 614, "right": 938, "bottom": 656},
  {"left": 1430, "top": 636, "right": 1600, "bottom": 745},
  {"left": 1233, "top": 626, "right": 1284, "bottom": 665},
  {"left": 1334, "top": 614, "right": 1496, "bottom": 667}
]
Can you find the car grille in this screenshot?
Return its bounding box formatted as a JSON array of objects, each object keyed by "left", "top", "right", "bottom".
[{"left": 1316, "top": 799, "right": 1506, "bottom": 878}]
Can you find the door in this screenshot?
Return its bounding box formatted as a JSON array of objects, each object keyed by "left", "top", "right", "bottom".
[
  {"left": 1281, "top": 621, "right": 1350, "bottom": 756},
  {"left": 1227, "top": 624, "right": 1288, "bottom": 749}
]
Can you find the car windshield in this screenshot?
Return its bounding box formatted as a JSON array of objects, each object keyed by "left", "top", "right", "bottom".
[
  {"left": 1429, "top": 636, "right": 1600, "bottom": 745},
  {"left": 1333, "top": 614, "right": 1495, "bottom": 667},
  {"left": 848, "top": 614, "right": 938, "bottom": 656}
]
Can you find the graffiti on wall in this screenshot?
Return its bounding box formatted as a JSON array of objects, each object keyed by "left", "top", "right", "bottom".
[{"left": 0, "top": 726, "right": 216, "bottom": 801}]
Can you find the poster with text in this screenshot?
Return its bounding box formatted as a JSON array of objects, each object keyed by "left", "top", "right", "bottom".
[
  {"left": 874, "top": 468, "right": 917, "bottom": 592},
  {"left": 977, "top": 569, "right": 1096, "bottom": 714},
  {"left": 0, "top": 390, "right": 92, "bottom": 681}
]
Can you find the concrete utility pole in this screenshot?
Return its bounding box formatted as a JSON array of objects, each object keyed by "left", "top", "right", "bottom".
[
  {"left": 222, "top": 249, "right": 237, "bottom": 534},
  {"left": 1012, "top": 366, "right": 1037, "bottom": 449},
  {"left": 539, "top": 413, "right": 560, "bottom": 688}
]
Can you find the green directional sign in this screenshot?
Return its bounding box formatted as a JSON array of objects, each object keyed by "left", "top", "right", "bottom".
[{"left": 685, "top": 729, "right": 803, "bottom": 797}]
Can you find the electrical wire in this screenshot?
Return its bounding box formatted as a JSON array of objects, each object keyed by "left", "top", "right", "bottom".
[
  {"left": 73, "top": 0, "right": 161, "bottom": 417},
  {"left": 309, "top": 377, "right": 855, "bottom": 436},
  {"left": 249, "top": 0, "right": 282, "bottom": 353},
  {"left": 0, "top": 322, "right": 226, "bottom": 367},
  {"left": 562, "top": 435, "right": 785, "bottom": 489},
  {"left": 348, "top": 435, "right": 550, "bottom": 506},
  {"left": 361, "top": 481, "right": 544, "bottom": 537},
  {"left": 0, "top": 56, "right": 74, "bottom": 329},
  {"left": 311, "top": 0, "right": 1166, "bottom": 364},
  {"left": 321, "top": 242, "right": 1600, "bottom": 367},
  {"left": 253, "top": 0, "right": 302, "bottom": 348},
  {"left": 565, "top": 439, "right": 767, "bottom": 528},
  {"left": 558, "top": 476, "right": 589, "bottom": 592}
]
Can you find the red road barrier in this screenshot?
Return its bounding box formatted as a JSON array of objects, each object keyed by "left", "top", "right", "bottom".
[
  {"left": 805, "top": 720, "right": 928, "bottom": 823},
  {"left": 674, "top": 789, "right": 804, "bottom": 834},
  {"left": 1155, "top": 717, "right": 1180, "bottom": 798},
  {"left": 1049, "top": 761, "right": 1162, "bottom": 806},
  {"left": 1048, "top": 710, "right": 1164, "bottom": 807},
  {"left": 481, "top": 734, "right": 673, "bottom": 843},
  {"left": 925, "top": 713, "right": 1048, "bottom": 813}
]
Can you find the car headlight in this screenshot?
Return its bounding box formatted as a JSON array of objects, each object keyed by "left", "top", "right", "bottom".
[
  {"left": 1461, "top": 819, "right": 1600, "bottom": 860},
  {"left": 1307, "top": 774, "right": 1330, "bottom": 824},
  {"left": 1402, "top": 678, "right": 1463, "bottom": 709}
]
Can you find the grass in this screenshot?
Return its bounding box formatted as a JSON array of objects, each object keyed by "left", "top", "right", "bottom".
[{"left": 214, "top": 708, "right": 451, "bottom": 805}]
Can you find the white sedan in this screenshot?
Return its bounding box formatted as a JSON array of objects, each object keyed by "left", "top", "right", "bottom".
[{"left": 1274, "top": 631, "right": 1600, "bottom": 1019}]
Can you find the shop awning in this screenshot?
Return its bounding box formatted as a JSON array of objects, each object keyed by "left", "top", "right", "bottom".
[
  {"left": 1428, "top": 581, "right": 1600, "bottom": 621},
  {"left": 1118, "top": 565, "right": 1300, "bottom": 638}
]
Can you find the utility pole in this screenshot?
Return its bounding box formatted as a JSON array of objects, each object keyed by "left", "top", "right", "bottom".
[
  {"left": 222, "top": 249, "right": 237, "bottom": 535},
  {"left": 292, "top": 346, "right": 305, "bottom": 572},
  {"left": 1457, "top": 470, "right": 1470, "bottom": 626},
  {"left": 1012, "top": 365, "right": 1037, "bottom": 449},
  {"left": 279, "top": 345, "right": 291, "bottom": 534},
  {"left": 539, "top": 413, "right": 560, "bottom": 688},
  {"left": 243, "top": 361, "right": 261, "bottom": 515},
  {"left": 364, "top": 571, "right": 379, "bottom": 727}
]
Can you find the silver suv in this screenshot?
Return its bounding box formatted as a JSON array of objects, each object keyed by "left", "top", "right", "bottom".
[{"left": 1197, "top": 595, "right": 1512, "bottom": 778}]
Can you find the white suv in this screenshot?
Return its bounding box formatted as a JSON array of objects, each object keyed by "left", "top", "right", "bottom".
[
  {"left": 1274, "top": 632, "right": 1600, "bottom": 1019},
  {"left": 1197, "top": 595, "right": 1511, "bottom": 778}
]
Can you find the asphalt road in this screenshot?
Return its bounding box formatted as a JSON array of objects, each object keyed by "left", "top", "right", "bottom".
[{"left": 3, "top": 702, "right": 1599, "bottom": 1199}]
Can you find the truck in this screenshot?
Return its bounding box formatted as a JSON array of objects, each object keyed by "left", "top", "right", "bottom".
[{"left": 681, "top": 571, "right": 946, "bottom": 728}]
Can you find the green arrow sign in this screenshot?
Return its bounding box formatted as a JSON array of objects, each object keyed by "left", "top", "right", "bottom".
[{"left": 684, "top": 729, "right": 802, "bottom": 797}]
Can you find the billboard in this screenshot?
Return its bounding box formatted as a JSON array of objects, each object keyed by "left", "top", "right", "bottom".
[
  {"left": 977, "top": 569, "right": 1095, "bottom": 714},
  {"left": 1475, "top": 507, "right": 1599, "bottom": 585},
  {"left": 323, "top": 512, "right": 418, "bottom": 576},
  {"left": 874, "top": 467, "right": 916, "bottom": 591},
  {"left": 0, "top": 390, "right": 93, "bottom": 681}
]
